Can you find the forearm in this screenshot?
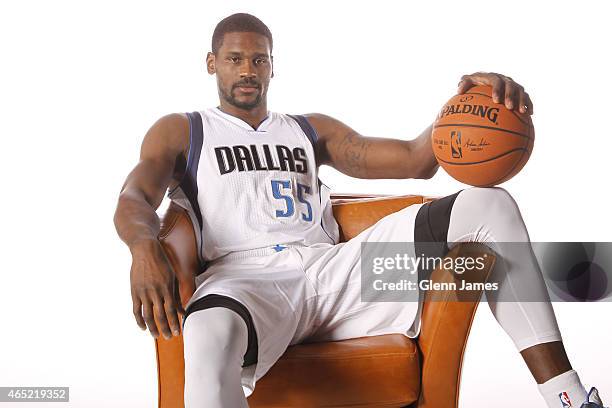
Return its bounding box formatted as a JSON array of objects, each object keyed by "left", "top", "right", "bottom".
[
  {"left": 323, "top": 130, "right": 401, "bottom": 179},
  {"left": 113, "top": 190, "right": 161, "bottom": 254},
  {"left": 327, "top": 125, "right": 439, "bottom": 180},
  {"left": 408, "top": 124, "right": 439, "bottom": 179}
]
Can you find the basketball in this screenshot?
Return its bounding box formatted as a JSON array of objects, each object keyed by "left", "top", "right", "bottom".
[{"left": 431, "top": 85, "right": 535, "bottom": 186}]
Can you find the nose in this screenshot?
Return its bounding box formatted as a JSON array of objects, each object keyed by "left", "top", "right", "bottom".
[{"left": 239, "top": 59, "right": 256, "bottom": 79}]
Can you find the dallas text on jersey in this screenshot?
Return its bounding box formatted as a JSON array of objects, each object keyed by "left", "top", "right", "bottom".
[{"left": 215, "top": 144, "right": 309, "bottom": 175}]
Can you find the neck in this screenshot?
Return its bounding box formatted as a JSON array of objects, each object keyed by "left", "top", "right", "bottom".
[{"left": 218, "top": 101, "right": 268, "bottom": 130}]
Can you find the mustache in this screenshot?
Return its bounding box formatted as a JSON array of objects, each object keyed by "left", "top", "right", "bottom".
[{"left": 232, "top": 80, "right": 261, "bottom": 89}]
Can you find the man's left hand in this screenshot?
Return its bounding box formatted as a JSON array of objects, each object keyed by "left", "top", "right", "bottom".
[{"left": 457, "top": 71, "right": 533, "bottom": 115}]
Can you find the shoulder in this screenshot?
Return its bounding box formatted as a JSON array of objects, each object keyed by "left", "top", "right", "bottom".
[
  {"left": 142, "top": 113, "right": 190, "bottom": 187},
  {"left": 144, "top": 113, "right": 189, "bottom": 155},
  {"left": 302, "top": 113, "right": 339, "bottom": 133},
  {"left": 152, "top": 113, "right": 189, "bottom": 143},
  {"left": 293, "top": 114, "right": 353, "bottom": 165},
  {"left": 302, "top": 113, "right": 354, "bottom": 143}
]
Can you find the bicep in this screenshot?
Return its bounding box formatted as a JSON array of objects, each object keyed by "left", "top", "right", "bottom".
[
  {"left": 308, "top": 114, "right": 419, "bottom": 179},
  {"left": 119, "top": 113, "right": 189, "bottom": 209}
]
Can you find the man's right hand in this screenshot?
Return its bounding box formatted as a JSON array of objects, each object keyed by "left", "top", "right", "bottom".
[
  {"left": 113, "top": 113, "right": 189, "bottom": 340},
  {"left": 130, "top": 239, "right": 184, "bottom": 340}
]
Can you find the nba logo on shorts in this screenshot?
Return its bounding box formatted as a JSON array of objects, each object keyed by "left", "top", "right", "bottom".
[
  {"left": 450, "top": 130, "right": 463, "bottom": 158},
  {"left": 559, "top": 391, "right": 572, "bottom": 407}
]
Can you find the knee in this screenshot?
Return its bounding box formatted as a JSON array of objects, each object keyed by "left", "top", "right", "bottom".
[
  {"left": 455, "top": 187, "right": 530, "bottom": 241},
  {"left": 183, "top": 308, "right": 248, "bottom": 370},
  {"left": 459, "top": 187, "right": 521, "bottom": 222},
  {"left": 183, "top": 310, "right": 247, "bottom": 406}
]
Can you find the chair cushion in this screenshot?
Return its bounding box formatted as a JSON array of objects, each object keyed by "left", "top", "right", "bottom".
[{"left": 247, "top": 334, "right": 420, "bottom": 407}]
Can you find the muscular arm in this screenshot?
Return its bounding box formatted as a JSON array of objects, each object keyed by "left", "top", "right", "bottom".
[
  {"left": 113, "top": 113, "right": 189, "bottom": 339},
  {"left": 113, "top": 113, "right": 188, "bottom": 249},
  {"left": 306, "top": 113, "right": 439, "bottom": 180}
]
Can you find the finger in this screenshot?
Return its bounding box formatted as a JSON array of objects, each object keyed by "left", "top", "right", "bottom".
[
  {"left": 172, "top": 278, "right": 186, "bottom": 316},
  {"left": 466, "top": 72, "right": 505, "bottom": 102},
  {"left": 457, "top": 71, "right": 491, "bottom": 92},
  {"left": 524, "top": 92, "right": 534, "bottom": 115},
  {"left": 141, "top": 295, "right": 160, "bottom": 338},
  {"left": 504, "top": 80, "right": 520, "bottom": 110},
  {"left": 150, "top": 290, "right": 173, "bottom": 340},
  {"left": 518, "top": 91, "right": 528, "bottom": 114},
  {"left": 132, "top": 294, "right": 146, "bottom": 330},
  {"left": 457, "top": 76, "right": 474, "bottom": 94},
  {"left": 162, "top": 289, "right": 182, "bottom": 337},
  {"left": 177, "top": 300, "right": 186, "bottom": 316},
  {"left": 490, "top": 75, "right": 505, "bottom": 104}
]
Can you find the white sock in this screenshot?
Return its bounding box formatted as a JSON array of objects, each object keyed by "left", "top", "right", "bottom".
[{"left": 538, "top": 370, "right": 588, "bottom": 407}]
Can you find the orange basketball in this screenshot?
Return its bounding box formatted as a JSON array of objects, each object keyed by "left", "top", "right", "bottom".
[{"left": 431, "top": 85, "right": 535, "bottom": 187}]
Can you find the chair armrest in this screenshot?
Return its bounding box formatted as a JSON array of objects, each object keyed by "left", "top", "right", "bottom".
[
  {"left": 154, "top": 202, "right": 201, "bottom": 408},
  {"left": 157, "top": 202, "right": 199, "bottom": 309},
  {"left": 416, "top": 242, "right": 496, "bottom": 408},
  {"left": 332, "top": 195, "right": 425, "bottom": 241}
]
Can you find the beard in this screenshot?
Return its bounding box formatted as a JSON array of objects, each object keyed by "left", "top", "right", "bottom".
[{"left": 220, "top": 82, "right": 264, "bottom": 110}]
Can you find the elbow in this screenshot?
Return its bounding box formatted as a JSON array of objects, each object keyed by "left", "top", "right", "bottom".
[
  {"left": 113, "top": 191, "right": 138, "bottom": 226},
  {"left": 113, "top": 194, "right": 130, "bottom": 230},
  {"left": 417, "top": 163, "right": 439, "bottom": 180}
]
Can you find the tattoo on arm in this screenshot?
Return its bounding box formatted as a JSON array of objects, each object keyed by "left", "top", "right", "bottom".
[{"left": 336, "top": 130, "right": 372, "bottom": 176}]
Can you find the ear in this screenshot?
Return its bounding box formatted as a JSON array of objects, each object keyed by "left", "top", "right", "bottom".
[
  {"left": 271, "top": 55, "right": 275, "bottom": 78},
  {"left": 206, "top": 52, "right": 216, "bottom": 75}
]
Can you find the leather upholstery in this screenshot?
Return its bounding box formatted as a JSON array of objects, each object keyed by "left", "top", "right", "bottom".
[
  {"left": 416, "top": 242, "right": 494, "bottom": 408},
  {"left": 154, "top": 194, "right": 496, "bottom": 408},
  {"left": 158, "top": 204, "right": 198, "bottom": 307},
  {"left": 247, "top": 334, "right": 420, "bottom": 407},
  {"left": 332, "top": 195, "right": 424, "bottom": 241}
]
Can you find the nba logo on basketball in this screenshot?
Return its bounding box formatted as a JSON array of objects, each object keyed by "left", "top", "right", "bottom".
[
  {"left": 559, "top": 392, "right": 572, "bottom": 407},
  {"left": 450, "top": 130, "right": 462, "bottom": 158}
]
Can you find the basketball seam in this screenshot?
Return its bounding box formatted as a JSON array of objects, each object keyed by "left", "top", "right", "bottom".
[
  {"left": 481, "top": 149, "right": 525, "bottom": 186},
  {"left": 433, "top": 123, "right": 531, "bottom": 139},
  {"left": 463, "top": 91, "right": 492, "bottom": 98},
  {"left": 435, "top": 147, "right": 527, "bottom": 166},
  {"left": 482, "top": 127, "right": 532, "bottom": 186}
]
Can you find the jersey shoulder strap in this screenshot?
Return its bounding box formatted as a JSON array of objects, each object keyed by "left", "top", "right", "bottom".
[
  {"left": 171, "top": 111, "right": 204, "bottom": 229},
  {"left": 288, "top": 114, "right": 318, "bottom": 149}
]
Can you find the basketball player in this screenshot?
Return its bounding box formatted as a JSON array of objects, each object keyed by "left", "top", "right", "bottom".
[{"left": 113, "top": 13, "right": 606, "bottom": 408}]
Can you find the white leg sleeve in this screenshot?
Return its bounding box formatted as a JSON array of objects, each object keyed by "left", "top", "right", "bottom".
[
  {"left": 447, "top": 187, "right": 562, "bottom": 351},
  {"left": 183, "top": 307, "right": 249, "bottom": 408}
]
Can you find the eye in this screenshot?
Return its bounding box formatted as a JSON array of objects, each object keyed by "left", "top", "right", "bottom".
[
  {"left": 228, "top": 56, "right": 240, "bottom": 63},
  {"left": 255, "top": 58, "right": 267, "bottom": 65}
]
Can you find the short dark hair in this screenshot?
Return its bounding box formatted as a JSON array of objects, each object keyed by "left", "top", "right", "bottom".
[{"left": 212, "top": 13, "right": 273, "bottom": 54}]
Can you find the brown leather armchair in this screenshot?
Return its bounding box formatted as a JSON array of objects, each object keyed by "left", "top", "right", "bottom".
[{"left": 154, "top": 194, "right": 496, "bottom": 408}]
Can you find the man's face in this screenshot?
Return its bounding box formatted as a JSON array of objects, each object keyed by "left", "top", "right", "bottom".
[{"left": 208, "top": 32, "right": 273, "bottom": 110}]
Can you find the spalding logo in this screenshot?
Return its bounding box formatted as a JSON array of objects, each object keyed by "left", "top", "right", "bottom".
[{"left": 438, "top": 104, "right": 500, "bottom": 125}]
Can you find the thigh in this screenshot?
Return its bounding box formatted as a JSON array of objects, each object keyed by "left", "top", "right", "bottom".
[
  {"left": 185, "top": 250, "right": 316, "bottom": 396},
  {"left": 293, "top": 202, "right": 426, "bottom": 342}
]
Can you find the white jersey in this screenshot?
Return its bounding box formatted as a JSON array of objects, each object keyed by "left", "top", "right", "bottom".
[{"left": 167, "top": 107, "right": 339, "bottom": 264}]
